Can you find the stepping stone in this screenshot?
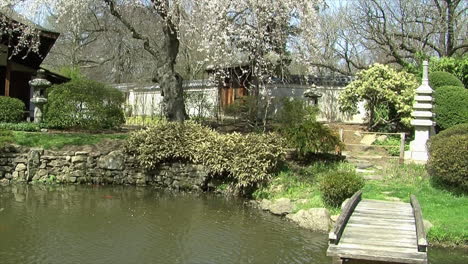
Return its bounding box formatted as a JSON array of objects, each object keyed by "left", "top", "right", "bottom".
[
  {"left": 360, "top": 134, "right": 377, "bottom": 145},
  {"left": 363, "top": 175, "right": 383, "bottom": 180},
  {"left": 356, "top": 169, "right": 375, "bottom": 174}
]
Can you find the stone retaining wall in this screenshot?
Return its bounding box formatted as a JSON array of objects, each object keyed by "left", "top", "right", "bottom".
[{"left": 0, "top": 146, "right": 210, "bottom": 191}]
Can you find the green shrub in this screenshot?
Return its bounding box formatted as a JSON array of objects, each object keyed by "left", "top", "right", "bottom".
[
  {"left": 0, "top": 122, "right": 42, "bottom": 132},
  {"left": 430, "top": 123, "right": 468, "bottom": 142},
  {"left": 125, "top": 121, "right": 285, "bottom": 194},
  {"left": 0, "top": 96, "right": 25, "bottom": 123},
  {"left": 45, "top": 80, "right": 125, "bottom": 129},
  {"left": 427, "top": 125, "right": 468, "bottom": 193},
  {"left": 434, "top": 86, "right": 468, "bottom": 130},
  {"left": 373, "top": 135, "right": 409, "bottom": 156},
  {"left": 429, "top": 71, "right": 464, "bottom": 90},
  {"left": 275, "top": 99, "right": 343, "bottom": 157},
  {"left": 224, "top": 96, "right": 260, "bottom": 125},
  {"left": 224, "top": 96, "right": 279, "bottom": 128},
  {"left": 319, "top": 170, "right": 364, "bottom": 207},
  {"left": 339, "top": 64, "right": 418, "bottom": 130},
  {"left": 430, "top": 56, "right": 468, "bottom": 88}
]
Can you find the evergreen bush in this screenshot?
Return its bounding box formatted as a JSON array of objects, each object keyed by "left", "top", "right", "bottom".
[
  {"left": 430, "top": 56, "right": 468, "bottom": 87},
  {"left": 434, "top": 86, "right": 468, "bottom": 130},
  {"left": 427, "top": 124, "right": 468, "bottom": 193},
  {"left": 45, "top": 80, "right": 125, "bottom": 129},
  {"left": 319, "top": 170, "right": 364, "bottom": 207},
  {"left": 124, "top": 121, "right": 285, "bottom": 194},
  {"left": 275, "top": 99, "right": 343, "bottom": 157},
  {"left": 0, "top": 96, "right": 25, "bottom": 123},
  {"left": 429, "top": 71, "right": 464, "bottom": 90}
]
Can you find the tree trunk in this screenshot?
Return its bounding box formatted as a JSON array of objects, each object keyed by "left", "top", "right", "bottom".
[
  {"left": 446, "top": 0, "right": 455, "bottom": 56},
  {"left": 159, "top": 20, "right": 187, "bottom": 122},
  {"left": 159, "top": 66, "right": 187, "bottom": 121},
  {"left": 103, "top": 0, "right": 187, "bottom": 121}
]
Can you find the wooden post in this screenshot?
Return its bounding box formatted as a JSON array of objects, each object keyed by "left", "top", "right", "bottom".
[
  {"left": 399, "top": 132, "right": 406, "bottom": 164},
  {"left": 410, "top": 195, "right": 428, "bottom": 252},
  {"left": 339, "top": 128, "right": 344, "bottom": 142},
  {"left": 5, "top": 60, "right": 11, "bottom": 97},
  {"left": 329, "top": 190, "right": 362, "bottom": 245}
]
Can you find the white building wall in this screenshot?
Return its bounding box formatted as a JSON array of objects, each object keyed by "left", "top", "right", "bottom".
[
  {"left": 261, "top": 85, "right": 366, "bottom": 124},
  {"left": 126, "top": 90, "right": 164, "bottom": 117},
  {"left": 184, "top": 87, "right": 219, "bottom": 118},
  {"left": 121, "top": 83, "right": 366, "bottom": 124}
]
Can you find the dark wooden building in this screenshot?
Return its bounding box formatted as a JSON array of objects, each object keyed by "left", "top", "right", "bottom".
[
  {"left": 208, "top": 65, "right": 252, "bottom": 107},
  {"left": 0, "top": 8, "right": 69, "bottom": 117}
]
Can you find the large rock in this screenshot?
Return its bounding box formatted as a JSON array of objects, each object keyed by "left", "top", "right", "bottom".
[
  {"left": 71, "top": 155, "right": 87, "bottom": 163},
  {"left": 269, "top": 198, "right": 294, "bottom": 215},
  {"left": 259, "top": 199, "right": 273, "bottom": 211},
  {"left": 15, "top": 163, "right": 27, "bottom": 172},
  {"left": 377, "top": 135, "right": 388, "bottom": 142},
  {"left": 360, "top": 134, "right": 377, "bottom": 145},
  {"left": 28, "top": 149, "right": 43, "bottom": 182},
  {"left": 286, "top": 208, "right": 331, "bottom": 232},
  {"left": 98, "top": 151, "right": 124, "bottom": 171},
  {"left": 0, "top": 178, "right": 9, "bottom": 186},
  {"left": 330, "top": 214, "right": 340, "bottom": 224}
]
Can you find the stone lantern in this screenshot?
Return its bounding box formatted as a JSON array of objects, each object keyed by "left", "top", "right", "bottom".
[
  {"left": 304, "top": 84, "right": 322, "bottom": 106},
  {"left": 29, "top": 69, "right": 51, "bottom": 123},
  {"left": 406, "top": 61, "right": 435, "bottom": 163}
]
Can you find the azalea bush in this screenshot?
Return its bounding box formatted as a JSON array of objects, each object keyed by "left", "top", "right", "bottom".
[
  {"left": 434, "top": 86, "right": 468, "bottom": 130},
  {"left": 125, "top": 121, "right": 286, "bottom": 194},
  {"left": 339, "top": 64, "right": 418, "bottom": 131},
  {"left": 319, "top": 169, "right": 364, "bottom": 207},
  {"left": 429, "top": 71, "right": 464, "bottom": 90},
  {"left": 430, "top": 56, "right": 468, "bottom": 87},
  {"left": 427, "top": 124, "right": 468, "bottom": 193}
]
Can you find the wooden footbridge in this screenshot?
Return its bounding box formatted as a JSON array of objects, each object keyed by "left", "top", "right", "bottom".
[{"left": 327, "top": 191, "right": 428, "bottom": 264}]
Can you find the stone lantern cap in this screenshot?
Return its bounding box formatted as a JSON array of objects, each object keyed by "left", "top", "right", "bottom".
[
  {"left": 30, "top": 97, "right": 48, "bottom": 104},
  {"left": 304, "top": 84, "right": 322, "bottom": 98},
  {"left": 29, "top": 69, "right": 51, "bottom": 89}
]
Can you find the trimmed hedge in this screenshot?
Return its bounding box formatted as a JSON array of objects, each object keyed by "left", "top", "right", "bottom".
[
  {"left": 0, "top": 122, "right": 42, "bottom": 132},
  {"left": 0, "top": 96, "right": 25, "bottom": 123},
  {"left": 430, "top": 56, "right": 468, "bottom": 88},
  {"left": 427, "top": 124, "right": 468, "bottom": 193},
  {"left": 429, "top": 71, "right": 464, "bottom": 90},
  {"left": 319, "top": 170, "right": 364, "bottom": 207},
  {"left": 434, "top": 86, "right": 468, "bottom": 130},
  {"left": 45, "top": 80, "right": 125, "bottom": 130},
  {"left": 125, "top": 121, "right": 286, "bottom": 194}
]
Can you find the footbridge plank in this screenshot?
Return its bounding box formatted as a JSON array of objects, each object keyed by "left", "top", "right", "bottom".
[{"left": 327, "top": 194, "right": 428, "bottom": 264}]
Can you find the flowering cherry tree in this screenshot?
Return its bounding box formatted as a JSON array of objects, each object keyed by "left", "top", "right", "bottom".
[{"left": 1, "top": 0, "right": 321, "bottom": 121}]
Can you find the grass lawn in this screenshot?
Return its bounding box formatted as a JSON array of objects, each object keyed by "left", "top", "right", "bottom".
[
  {"left": 11, "top": 131, "right": 129, "bottom": 150},
  {"left": 253, "top": 162, "right": 356, "bottom": 215},
  {"left": 362, "top": 162, "right": 468, "bottom": 246},
  {"left": 255, "top": 161, "right": 467, "bottom": 247}
]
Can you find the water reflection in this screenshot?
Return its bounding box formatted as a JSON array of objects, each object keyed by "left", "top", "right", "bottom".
[
  {"left": 1, "top": 185, "right": 466, "bottom": 264},
  {"left": 0, "top": 185, "right": 330, "bottom": 264}
]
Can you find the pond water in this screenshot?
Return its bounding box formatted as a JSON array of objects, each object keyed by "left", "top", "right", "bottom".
[{"left": 0, "top": 185, "right": 466, "bottom": 264}]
